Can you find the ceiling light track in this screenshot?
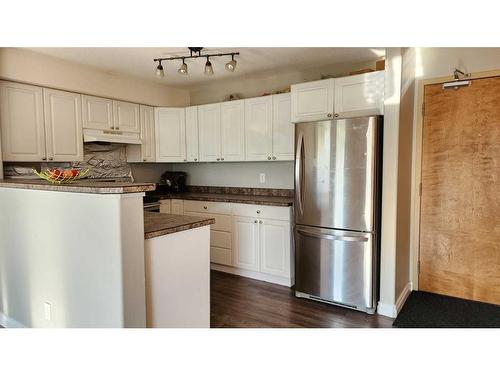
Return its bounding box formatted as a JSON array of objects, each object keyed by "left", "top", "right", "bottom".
[{"left": 154, "top": 47, "right": 239, "bottom": 77}]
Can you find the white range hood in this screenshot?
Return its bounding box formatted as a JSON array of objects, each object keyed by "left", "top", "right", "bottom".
[{"left": 83, "top": 128, "right": 141, "bottom": 144}]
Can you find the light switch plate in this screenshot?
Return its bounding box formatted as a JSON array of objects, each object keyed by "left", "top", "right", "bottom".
[
  {"left": 259, "top": 173, "right": 266, "bottom": 184},
  {"left": 44, "top": 302, "right": 52, "bottom": 321}
]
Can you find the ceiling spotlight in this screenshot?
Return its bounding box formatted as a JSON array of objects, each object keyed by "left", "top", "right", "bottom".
[
  {"left": 225, "top": 54, "right": 237, "bottom": 72},
  {"left": 178, "top": 58, "right": 188, "bottom": 75},
  {"left": 204, "top": 57, "right": 214, "bottom": 76},
  {"left": 155, "top": 62, "right": 164, "bottom": 78}
]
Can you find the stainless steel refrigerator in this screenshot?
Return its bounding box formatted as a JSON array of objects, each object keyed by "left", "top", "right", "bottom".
[{"left": 294, "top": 116, "right": 382, "bottom": 314}]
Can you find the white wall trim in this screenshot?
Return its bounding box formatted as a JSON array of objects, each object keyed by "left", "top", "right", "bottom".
[
  {"left": 211, "top": 264, "right": 294, "bottom": 287},
  {"left": 0, "top": 312, "right": 26, "bottom": 328},
  {"left": 377, "top": 281, "right": 413, "bottom": 318}
]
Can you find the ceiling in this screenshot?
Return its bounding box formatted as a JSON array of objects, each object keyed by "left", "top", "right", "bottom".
[{"left": 28, "top": 47, "right": 385, "bottom": 88}]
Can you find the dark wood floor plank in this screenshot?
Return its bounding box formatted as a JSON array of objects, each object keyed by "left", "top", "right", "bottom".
[{"left": 210, "top": 270, "right": 393, "bottom": 328}]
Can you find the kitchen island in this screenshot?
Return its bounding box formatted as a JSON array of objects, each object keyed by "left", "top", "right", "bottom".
[{"left": 144, "top": 212, "right": 214, "bottom": 328}]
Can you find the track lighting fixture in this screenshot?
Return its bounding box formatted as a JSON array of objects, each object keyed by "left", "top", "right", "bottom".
[
  {"left": 178, "top": 58, "right": 188, "bottom": 75},
  {"left": 225, "top": 54, "right": 237, "bottom": 72},
  {"left": 155, "top": 62, "right": 164, "bottom": 78},
  {"left": 204, "top": 57, "right": 214, "bottom": 76},
  {"left": 153, "top": 47, "right": 239, "bottom": 78}
]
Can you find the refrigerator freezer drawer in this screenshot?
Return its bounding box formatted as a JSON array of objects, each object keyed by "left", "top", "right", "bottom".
[{"left": 294, "top": 225, "right": 375, "bottom": 312}]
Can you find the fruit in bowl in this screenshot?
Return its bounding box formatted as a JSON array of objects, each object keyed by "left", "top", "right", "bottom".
[{"left": 33, "top": 168, "right": 89, "bottom": 184}]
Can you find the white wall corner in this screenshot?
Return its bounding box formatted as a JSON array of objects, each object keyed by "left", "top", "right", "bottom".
[
  {"left": 0, "top": 312, "right": 26, "bottom": 328},
  {"left": 377, "top": 281, "right": 412, "bottom": 318}
]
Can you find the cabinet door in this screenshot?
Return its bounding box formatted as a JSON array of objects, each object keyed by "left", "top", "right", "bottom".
[
  {"left": 244, "top": 96, "right": 273, "bottom": 161},
  {"left": 113, "top": 100, "right": 140, "bottom": 133},
  {"left": 232, "top": 216, "right": 259, "bottom": 271},
  {"left": 259, "top": 219, "right": 291, "bottom": 277},
  {"left": 171, "top": 199, "right": 184, "bottom": 215},
  {"left": 198, "top": 103, "right": 221, "bottom": 162},
  {"left": 155, "top": 108, "right": 186, "bottom": 162},
  {"left": 82, "top": 95, "right": 114, "bottom": 130},
  {"left": 220, "top": 100, "right": 245, "bottom": 161},
  {"left": 291, "top": 78, "right": 334, "bottom": 123},
  {"left": 0, "top": 81, "right": 46, "bottom": 161},
  {"left": 159, "top": 200, "right": 171, "bottom": 214},
  {"left": 141, "top": 105, "right": 155, "bottom": 162},
  {"left": 43, "top": 88, "right": 83, "bottom": 162},
  {"left": 185, "top": 106, "right": 199, "bottom": 162},
  {"left": 334, "top": 71, "right": 385, "bottom": 117},
  {"left": 272, "top": 93, "right": 294, "bottom": 161}
]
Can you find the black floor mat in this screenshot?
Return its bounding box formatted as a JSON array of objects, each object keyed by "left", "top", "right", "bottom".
[{"left": 393, "top": 291, "right": 500, "bottom": 328}]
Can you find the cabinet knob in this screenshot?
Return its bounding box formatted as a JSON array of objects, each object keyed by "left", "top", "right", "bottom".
[
  {"left": 184, "top": 159, "right": 187, "bottom": 162},
  {"left": 203, "top": 206, "right": 207, "bottom": 210},
  {"left": 143, "top": 159, "right": 147, "bottom": 162},
  {"left": 115, "top": 126, "right": 120, "bottom": 130},
  {"left": 216, "top": 158, "right": 220, "bottom": 161},
  {"left": 254, "top": 220, "right": 258, "bottom": 223},
  {"left": 42, "top": 157, "right": 47, "bottom": 161},
  {"left": 334, "top": 113, "right": 339, "bottom": 117},
  {"left": 259, "top": 220, "right": 263, "bottom": 224},
  {"left": 194, "top": 158, "right": 198, "bottom": 161},
  {"left": 48, "top": 157, "right": 53, "bottom": 161},
  {"left": 327, "top": 113, "right": 333, "bottom": 118},
  {"left": 267, "top": 156, "right": 271, "bottom": 160},
  {"left": 272, "top": 156, "right": 276, "bottom": 160},
  {"left": 221, "top": 157, "right": 224, "bottom": 161},
  {"left": 256, "top": 210, "right": 260, "bottom": 214}
]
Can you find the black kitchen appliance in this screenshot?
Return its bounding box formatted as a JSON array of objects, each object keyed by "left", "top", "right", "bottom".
[{"left": 158, "top": 171, "right": 187, "bottom": 194}]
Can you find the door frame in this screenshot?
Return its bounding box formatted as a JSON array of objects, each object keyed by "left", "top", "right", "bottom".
[{"left": 410, "top": 68, "right": 500, "bottom": 290}]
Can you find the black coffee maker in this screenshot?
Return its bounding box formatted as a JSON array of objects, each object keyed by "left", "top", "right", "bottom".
[{"left": 158, "top": 171, "right": 187, "bottom": 193}]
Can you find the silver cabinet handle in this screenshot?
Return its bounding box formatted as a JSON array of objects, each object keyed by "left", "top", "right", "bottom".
[
  {"left": 267, "top": 156, "right": 271, "bottom": 160},
  {"left": 295, "top": 132, "right": 305, "bottom": 215},
  {"left": 297, "top": 228, "right": 368, "bottom": 242},
  {"left": 327, "top": 113, "right": 332, "bottom": 118}
]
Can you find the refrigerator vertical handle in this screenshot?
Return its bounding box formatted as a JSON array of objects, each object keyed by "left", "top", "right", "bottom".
[{"left": 295, "top": 131, "right": 305, "bottom": 215}]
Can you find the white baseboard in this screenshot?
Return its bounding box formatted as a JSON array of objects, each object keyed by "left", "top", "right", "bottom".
[
  {"left": 377, "top": 281, "right": 413, "bottom": 318},
  {"left": 211, "top": 263, "right": 294, "bottom": 287},
  {"left": 0, "top": 312, "right": 26, "bottom": 328}
]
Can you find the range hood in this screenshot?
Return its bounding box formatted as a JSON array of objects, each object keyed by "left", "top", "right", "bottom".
[{"left": 83, "top": 128, "right": 141, "bottom": 144}]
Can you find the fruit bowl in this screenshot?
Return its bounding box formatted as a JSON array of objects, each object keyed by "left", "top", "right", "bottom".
[{"left": 32, "top": 168, "right": 90, "bottom": 184}]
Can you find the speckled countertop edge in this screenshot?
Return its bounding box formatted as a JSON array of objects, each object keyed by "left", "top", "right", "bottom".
[{"left": 144, "top": 212, "right": 215, "bottom": 239}]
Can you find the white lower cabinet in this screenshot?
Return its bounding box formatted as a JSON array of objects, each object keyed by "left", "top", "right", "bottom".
[
  {"left": 171, "top": 199, "right": 184, "bottom": 215},
  {"left": 232, "top": 216, "right": 260, "bottom": 271},
  {"left": 259, "top": 219, "right": 291, "bottom": 278}
]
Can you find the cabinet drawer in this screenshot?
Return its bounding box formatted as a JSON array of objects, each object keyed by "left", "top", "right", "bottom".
[
  {"left": 211, "top": 230, "right": 231, "bottom": 249},
  {"left": 183, "top": 200, "right": 231, "bottom": 215},
  {"left": 183, "top": 211, "right": 232, "bottom": 232},
  {"left": 231, "top": 203, "right": 291, "bottom": 221},
  {"left": 159, "top": 201, "right": 171, "bottom": 214},
  {"left": 210, "top": 246, "right": 232, "bottom": 266}
]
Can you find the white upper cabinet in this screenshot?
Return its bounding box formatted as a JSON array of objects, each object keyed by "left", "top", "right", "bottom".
[
  {"left": 272, "top": 93, "right": 294, "bottom": 161},
  {"left": 155, "top": 108, "right": 186, "bottom": 162},
  {"left": 82, "top": 95, "right": 114, "bottom": 130},
  {"left": 259, "top": 219, "right": 291, "bottom": 278},
  {"left": 244, "top": 96, "right": 273, "bottom": 161},
  {"left": 0, "top": 81, "right": 46, "bottom": 161},
  {"left": 113, "top": 100, "right": 140, "bottom": 133},
  {"left": 334, "top": 71, "right": 385, "bottom": 117},
  {"left": 198, "top": 103, "right": 221, "bottom": 162},
  {"left": 43, "top": 88, "right": 83, "bottom": 162},
  {"left": 291, "top": 78, "right": 335, "bottom": 123},
  {"left": 141, "top": 105, "right": 156, "bottom": 162},
  {"left": 220, "top": 100, "right": 245, "bottom": 161},
  {"left": 185, "top": 106, "right": 199, "bottom": 162}
]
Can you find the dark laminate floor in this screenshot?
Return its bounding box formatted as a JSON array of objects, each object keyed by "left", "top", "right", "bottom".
[{"left": 210, "top": 270, "right": 394, "bottom": 328}]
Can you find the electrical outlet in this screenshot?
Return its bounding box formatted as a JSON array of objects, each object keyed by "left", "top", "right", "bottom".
[
  {"left": 44, "top": 302, "right": 52, "bottom": 321},
  {"left": 259, "top": 173, "right": 266, "bottom": 184}
]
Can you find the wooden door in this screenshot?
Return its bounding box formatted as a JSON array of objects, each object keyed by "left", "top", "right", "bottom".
[
  {"left": 113, "top": 100, "right": 140, "bottom": 133},
  {"left": 0, "top": 81, "right": 46, "bottom": 161},
  {"left": 155, "top": 108, "right": 186, "bottom": 162},
  {"left": 43, "top": 88, "right": 84, "bottom": 162},
  {"left": 82, "top": 95, "right": 114, "bottom": 130},
  {"left": 198, "top": 103, "right": 221, "bottom": 162},
  {"left": 272, "top": 93, "right": 294, "bottom": 161},
  {"left": 220, "top": 100, "right": 245, "bottom": 161},
  {"left": 290, "top": 78, "right": 334, "bottom": 123},
  {"left": 185, "top": 106, "right": 199, "bottom": 162},
  {"left": 419, "top": 76, "right": 500, "bottom": 305},
  {"left": 244, "top": 96, "right": 273, "bottom": 161}
]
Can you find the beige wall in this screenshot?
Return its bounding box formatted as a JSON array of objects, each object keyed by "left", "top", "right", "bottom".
[
  {"left": 189, "top": 60, "right": 378, "bottom": 105},
  {"left": 0, "top": 48, "right": 190, "bottom": 106}
]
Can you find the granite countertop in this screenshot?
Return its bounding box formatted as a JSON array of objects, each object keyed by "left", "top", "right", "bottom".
[
  {"left": 144, "top": 212, "right": 215, "bottom": 239},
  {"left": 150, "top": 192, "right": 294, "bottom": 206},
  {"left": 0, "top": 179, "right": 156, "bottom": 194}
]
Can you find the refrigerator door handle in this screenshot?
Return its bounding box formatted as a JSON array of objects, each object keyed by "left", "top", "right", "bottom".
[
  {"left": 295, "top": 131, "right": 305, "bottom": 215},
  {"left": 297, "top": 228, "right": 369, "bottom": 242}
]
